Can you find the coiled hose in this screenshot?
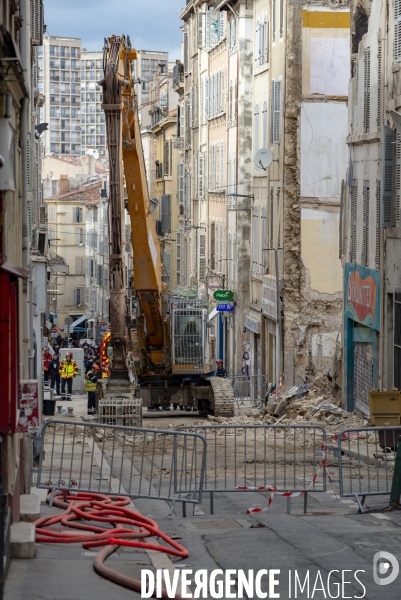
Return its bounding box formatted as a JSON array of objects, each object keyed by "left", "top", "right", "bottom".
[{"left": 34, "top": 491, "right": 187, "bottom": 599}]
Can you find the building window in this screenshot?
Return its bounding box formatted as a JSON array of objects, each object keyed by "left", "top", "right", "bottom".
[
  {"left": 395, "top": 2, "right": 401, "bottom": 62},
  {"left": 271, "top": 80, "right": 282, "bottom": 143},
  {"left": 73, "top": 289, "right": 82, "bottom": 305},
  {"left": 73, "top": 207, "right": 83, "bottom": 223},
  {"left": 76, "top": 258, "right": 83, "bottom": 275},
  {"left": 362, "top": 181, "right": 370, "bottom": 266},
  {"left": 363, "top": 48, "right": 371, "bottom": 133}
]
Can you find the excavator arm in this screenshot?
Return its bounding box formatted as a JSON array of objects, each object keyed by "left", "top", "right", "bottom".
[{"left": 102, "top": 35, "right": 170, "bottom": 376}]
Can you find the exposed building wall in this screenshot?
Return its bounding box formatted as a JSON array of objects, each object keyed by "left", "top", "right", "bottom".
[{"left": 283, "top": 3, "right": 350, "bottom": 386}]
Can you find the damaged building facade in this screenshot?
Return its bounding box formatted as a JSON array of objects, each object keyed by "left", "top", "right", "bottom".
[
  {"left": 173, "top": 1, "right": 349, "bottom": 386},
  {"left": 342, "top": 0, "right": 401, "bottom": 415}
]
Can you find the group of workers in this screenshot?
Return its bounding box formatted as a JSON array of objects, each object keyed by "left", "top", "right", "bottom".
[{"left": 43, "top": 346, "right": 102, "bottom": 414}]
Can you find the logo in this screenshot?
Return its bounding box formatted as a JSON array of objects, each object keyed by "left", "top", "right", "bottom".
[
  {"left": 373, "top": 551, "right": 399, "bottom": 586},
  {"left": 345, "top": 269, "right": 377, "bottom": 326}
]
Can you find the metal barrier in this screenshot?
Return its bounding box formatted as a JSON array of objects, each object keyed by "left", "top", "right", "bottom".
[
  {"left": 34, "top": 420, "right": 206, "bottom": 515},
  {"left": 337, "top": 426, "right": 401, "bottom": 512},
  {"left": 229, "top": 375, "right": 267, "bottom": 407},
  {"left": 177, "top": 424, "right": 326, "bottom": 513}
]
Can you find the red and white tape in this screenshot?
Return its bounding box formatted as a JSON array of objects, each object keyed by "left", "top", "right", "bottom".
[{"left": 237, "top": 444, "right": 337, "bottom": 513}]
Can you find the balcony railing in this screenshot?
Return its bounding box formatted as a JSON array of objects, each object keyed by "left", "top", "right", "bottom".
[{"left": 173, "top": 63, "right": 184, "bottom": 86}]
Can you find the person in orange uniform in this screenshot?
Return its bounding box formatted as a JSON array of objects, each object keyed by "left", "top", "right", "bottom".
[{"left": 59, "top": 352, "right": 78, "bottom": 401}]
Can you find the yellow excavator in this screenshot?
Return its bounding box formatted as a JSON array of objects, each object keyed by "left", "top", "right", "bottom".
[{"left": 99, "top": 34, "right": 234, "bottom": 416}]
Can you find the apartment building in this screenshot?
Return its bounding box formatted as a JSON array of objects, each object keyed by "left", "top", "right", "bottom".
[
  {"left": 341, "top": 0, "right": 401, "bottom": 414},
  {"left": 174, "top": 1, "right": 349, "bottom": 386},
  {"left": 134, "top": 49, "right": 169, "bottom": 127},
  {"left": 39, "top": 35, "right": 82, "bottom": 155},
  {"left": 80, "top": 50, "right": 106, "bottom": 156},
  {"left": 45, "top": 181, "right": 109, "bottom": 339}
]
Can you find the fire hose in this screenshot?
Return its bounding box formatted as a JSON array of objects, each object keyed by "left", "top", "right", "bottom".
[{"left": 34, "top": 490, "right": 187, "bottom": 599}]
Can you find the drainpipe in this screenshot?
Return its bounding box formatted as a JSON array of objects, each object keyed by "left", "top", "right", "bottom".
[{"left": 20, "top": 0, "right": 33, "bottom": 378}]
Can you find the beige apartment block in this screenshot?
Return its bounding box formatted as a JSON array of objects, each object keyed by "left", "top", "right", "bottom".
[{"left": 45, "top": 182, "right": 109, "bottom": 338}]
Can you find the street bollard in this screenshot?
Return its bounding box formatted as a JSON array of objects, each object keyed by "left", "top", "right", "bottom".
[{"left": 389, "top": 435, "right": 401, "bottom": 507}]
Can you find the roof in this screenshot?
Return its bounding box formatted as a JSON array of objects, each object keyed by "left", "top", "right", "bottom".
[{"left": 45, "top": 182, "right": 102, "bottom": 205}]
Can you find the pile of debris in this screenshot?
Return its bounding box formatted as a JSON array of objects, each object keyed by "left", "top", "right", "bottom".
[{"left": 193, "top": 372, "right": 368, "bottom": 432}]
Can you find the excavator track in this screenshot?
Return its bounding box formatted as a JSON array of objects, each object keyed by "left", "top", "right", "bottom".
[{"left": 209, "top": 377, "right": 235, "bottom": 417}]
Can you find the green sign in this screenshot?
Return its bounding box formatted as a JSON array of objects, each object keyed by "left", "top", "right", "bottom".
[{"left": 213, "top": 289, "right": 234, "bottom": 301}]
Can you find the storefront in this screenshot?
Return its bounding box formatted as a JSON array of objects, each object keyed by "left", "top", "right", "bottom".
[
  {"left": 262, "top": 279, "right": 279, "bottom": 389},
  {"left": 343, "top": 263, "right": 380, "bottom": 415}
]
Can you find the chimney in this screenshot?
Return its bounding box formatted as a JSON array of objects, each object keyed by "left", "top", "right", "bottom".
[{"left": 59, "top": 174, "right": 69, "bottom": 194}]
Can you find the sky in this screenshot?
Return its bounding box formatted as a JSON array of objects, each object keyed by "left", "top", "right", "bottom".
[{"left": 44, "top": 0, "right": 183, "bottom": 60}]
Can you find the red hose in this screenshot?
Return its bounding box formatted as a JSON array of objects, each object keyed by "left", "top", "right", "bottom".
[{"left": 34, "top": 491, "right": 187, "bottom": 599}]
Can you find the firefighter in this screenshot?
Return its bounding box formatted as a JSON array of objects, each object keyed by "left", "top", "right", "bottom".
[
  {"left": 59, "top": 352, "right": 78, "bottom": 401},
  {"left": 216, "top": 359, "right": 227, "bottom": 378},
  {"left": 85, "top": 363, "right": 100, "bottom": 415},
  {"left": 43, "top": 347, "right": 52, "bottom": 385}
]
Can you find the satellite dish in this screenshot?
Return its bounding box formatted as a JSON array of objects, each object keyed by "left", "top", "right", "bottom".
[
  {"left": 87, "top": 149, "right": 94, "bottom": 156},
  {"left": 254, "top": 148, "right": 273, "bottom": 171},
  {"left": 93, "top": 150, "right": 100, "bottom": 160}
]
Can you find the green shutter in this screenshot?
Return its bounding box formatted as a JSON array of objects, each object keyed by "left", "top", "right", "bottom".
[{"left": 381, "top": 126, "right": 395, "bottom": 227}]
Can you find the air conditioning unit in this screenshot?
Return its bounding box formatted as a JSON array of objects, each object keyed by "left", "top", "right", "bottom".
[{"left": 39, "top": 204, "right": 47, "bottom": 231}]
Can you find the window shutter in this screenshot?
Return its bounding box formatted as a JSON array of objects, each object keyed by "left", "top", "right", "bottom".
[
  {"left": 350, "top": 180, "right": 358, "bottom": 262},
  {"left": 220, "top": 222, "right": 223, "bottom": 268},
  {"left": 233, "top": 233, "right": 237, "bottom": 285},
  {"left": 170, "top": 140, "right": 173, "bottom": 176},
  {"left": 199, "top": 232, "right": 206, "bottom": 280},
  {"left": 189, "top": 87, "right": 193, "bottom": 128},
  {"left": 254, "top": 104, "right": 260, "bottom": 151},
  {"left": 397, "top": 133, "right": 401, "bottom": 226},
  {"left": 376, "top": 180, "right": 380, "bottom": 269},
  {"left": 216, "top": 72, "right": 220, "bottom": 115},
  {"left": 229, "top": 80, "right": 233, "bottom": 121},
  {"left": 74, "top": 289, "right": 77, "bottom": 304},
  {"left": 362, "top": 181, "right": 370, "bottom": 266},
  {"left": 262, "top": 101, "right": 268, "bottom": 147},
  {"left": 270, "top": 80, "right": 275, "bottom": 144},
  {"left": 210, "top": 222, "right": 215, "bottom": 269},
  {"left": 198, "top": 12, "right": 203, "bottom": 48},
  {"left": 272, "top": 80, "right": 281, "bottom": 143},
  {"left": 178, "top": 161, "right": 184, "bottom": 205},
  {"left": 216, "top": 145, "right": 219, "bottom": 189},
  {"left": 206, "top": 9, "right": 210, "bottom": 47},
  {"left": 382, "top": 126, "right": 395, "bottom": 227},
  {"left": 219, "top": 11, "right": 224, "bottom": 40},
  {"left": 280, "top": 0, "right": 284, "bottom": 37},
  {"left": 222, "top": 142, "right": 225, "bottom": 188},
  {"left": 253, "top": 206, "right": 259, "bottom": 271},
  {"left": 272, "top": 0, "right": 276, "bottom": 42},
  {"left": 176, "top": 231, "right": 181, "bottom": 284},
  {"left": 256, "top": 21, "right": 261, "bottom": 66},
  {"left": 261, "top": 208, "right": 266, "bottom": 271},
  {"left": 228, "top": 233, "right": 232, "bottom": 283},
  {"left": 205, "top": 77, "right": 209, "bottom": 119},
  {"left": 180, "top": 102, "right": 184, "bottom": 137},
  {"left": 221, "top": 69, "right": 225, "bottom": 113},
  {"left": 395, "top": 0, "right": 401, "bottom": 61},
  {"left": 234, "top": 79, "right": 237, "bottom": 120},
  {"left": 177, "top": 104, "right": 181, "bottom": 137},
  {"left": 264, "top": 18, "right": 269, "bottom": 63},
  {"left": 198, "top": 153, "right": 203, "bottom": 198},
  {"left": 164, "top": 140, "right": 169, "bottom": 175},
  {"left": 269, "top": 184, "right": 274, "bottom": 248},
  {"left": 363, "top": 48, "right": 371, "bottom": 133},
  {"left": 184, "top": 30, "right": 188, "bottom": 72},
  {"left": 377, "top": 40, "right": 382, "bottom": 129}
]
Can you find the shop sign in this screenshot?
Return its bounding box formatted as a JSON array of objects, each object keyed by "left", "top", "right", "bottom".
[
  {"left": 262, "top": 282, "right": 277, "bottom": 320},
  {"left": 245, "top": 315, "right": 260, "bottom": 334},
  {"left": 216, "top": 303, "right": 234, "bottom": 312},
  {"left": 344, "top": 263, "right": 380, "bottom": 331},
  {"left": 213, "top": 289, "right": 234, "bottom": 301}
]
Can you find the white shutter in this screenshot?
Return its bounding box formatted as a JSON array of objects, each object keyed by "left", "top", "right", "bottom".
[
  {"left": 221, "top": 68, "right": 225, "bottom": 113},
  {"left": 229, "top": 80, "right": 233, "bottom": 121},
  {"left": 271, "top": 80, "right": 281, "bottom": 143},
  {"left": 255, "top": 104, "right": 260, "bottom": 151},
  {"left": 395, "top": 0, "right": 401, "bottom": 61},
  {"left": 397, "top": 133, "right": 401, "bottom": 226},
  {"left": 264, "top": 18, "right": 269, "bottom": 63},
  {"left": 198, "top": 12, "right": 203, "bottom": 48},
  {"left": 256, "top": 21, "right": 261, "bottom": 66},
  {"left": 350, "top": 180, "right": 358, "bottom": 262},
  {"left": 206, "top": 9, "right": 210, "bottom": 48},
  {"left": 261, "top": 208, "right": 266, "bottom": 272},
  {"left": 222, "top": 142, "right": 225, "bottom": 188},
  {"left": 377, "top": 40, "right": 382, "bottom": 129},
  {"left": 363, "top": 48, "right": 371, "bottom": 133},
  {"left": 74, "top": 289, "right": 78, "bottom": 304},
  {"left": 205, "top": 77, "right": 209, "bottom": 119},
  {"left": 280, "top": 0, "right": 284, "bottom": 37},
  {"left": 198, "top": 153, "right": 203, "bottom": 199},
  {"left": 234, "top": 79, "right": 237, "bottom": 121},
  {"left": 362, "top": 181, "right": 370, "bottom": 266},
  {"left": 216, "top": 72, "right": 220, "bottom": 115},
  {"left": 269, "top": 184, "right": 274, "bottom": 248},
  {"left": 176, "top": 231, "right": 181, "bottom": 284},
  {"left": 253, "top": 206, "right": 259, "bottom": 271},
  {"left": 262, "top": 101, "right": 268, "bottom": 148},
  {"left": 272, "top": 0, "right": 276, "bottom": 43},
  {"left": 219, "top": 11, "right": 224, "bottom": 40},
  {"left": 216, "top": 145, "right": 220, "bottom": 189},
  {"left": 31, "top": 0, "right": 43, "bottom": 46},
  {"left": 199, "top": 232, "right": 206, "bottom": 280}
]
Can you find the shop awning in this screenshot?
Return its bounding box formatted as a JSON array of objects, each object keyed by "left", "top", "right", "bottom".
[{"left": 71, "top": 314, "right": 87, "bottom": 329}]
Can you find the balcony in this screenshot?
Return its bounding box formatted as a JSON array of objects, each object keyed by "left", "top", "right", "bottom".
[{"left": 173, "top": 63, "right": 184, "bottom": 89}]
